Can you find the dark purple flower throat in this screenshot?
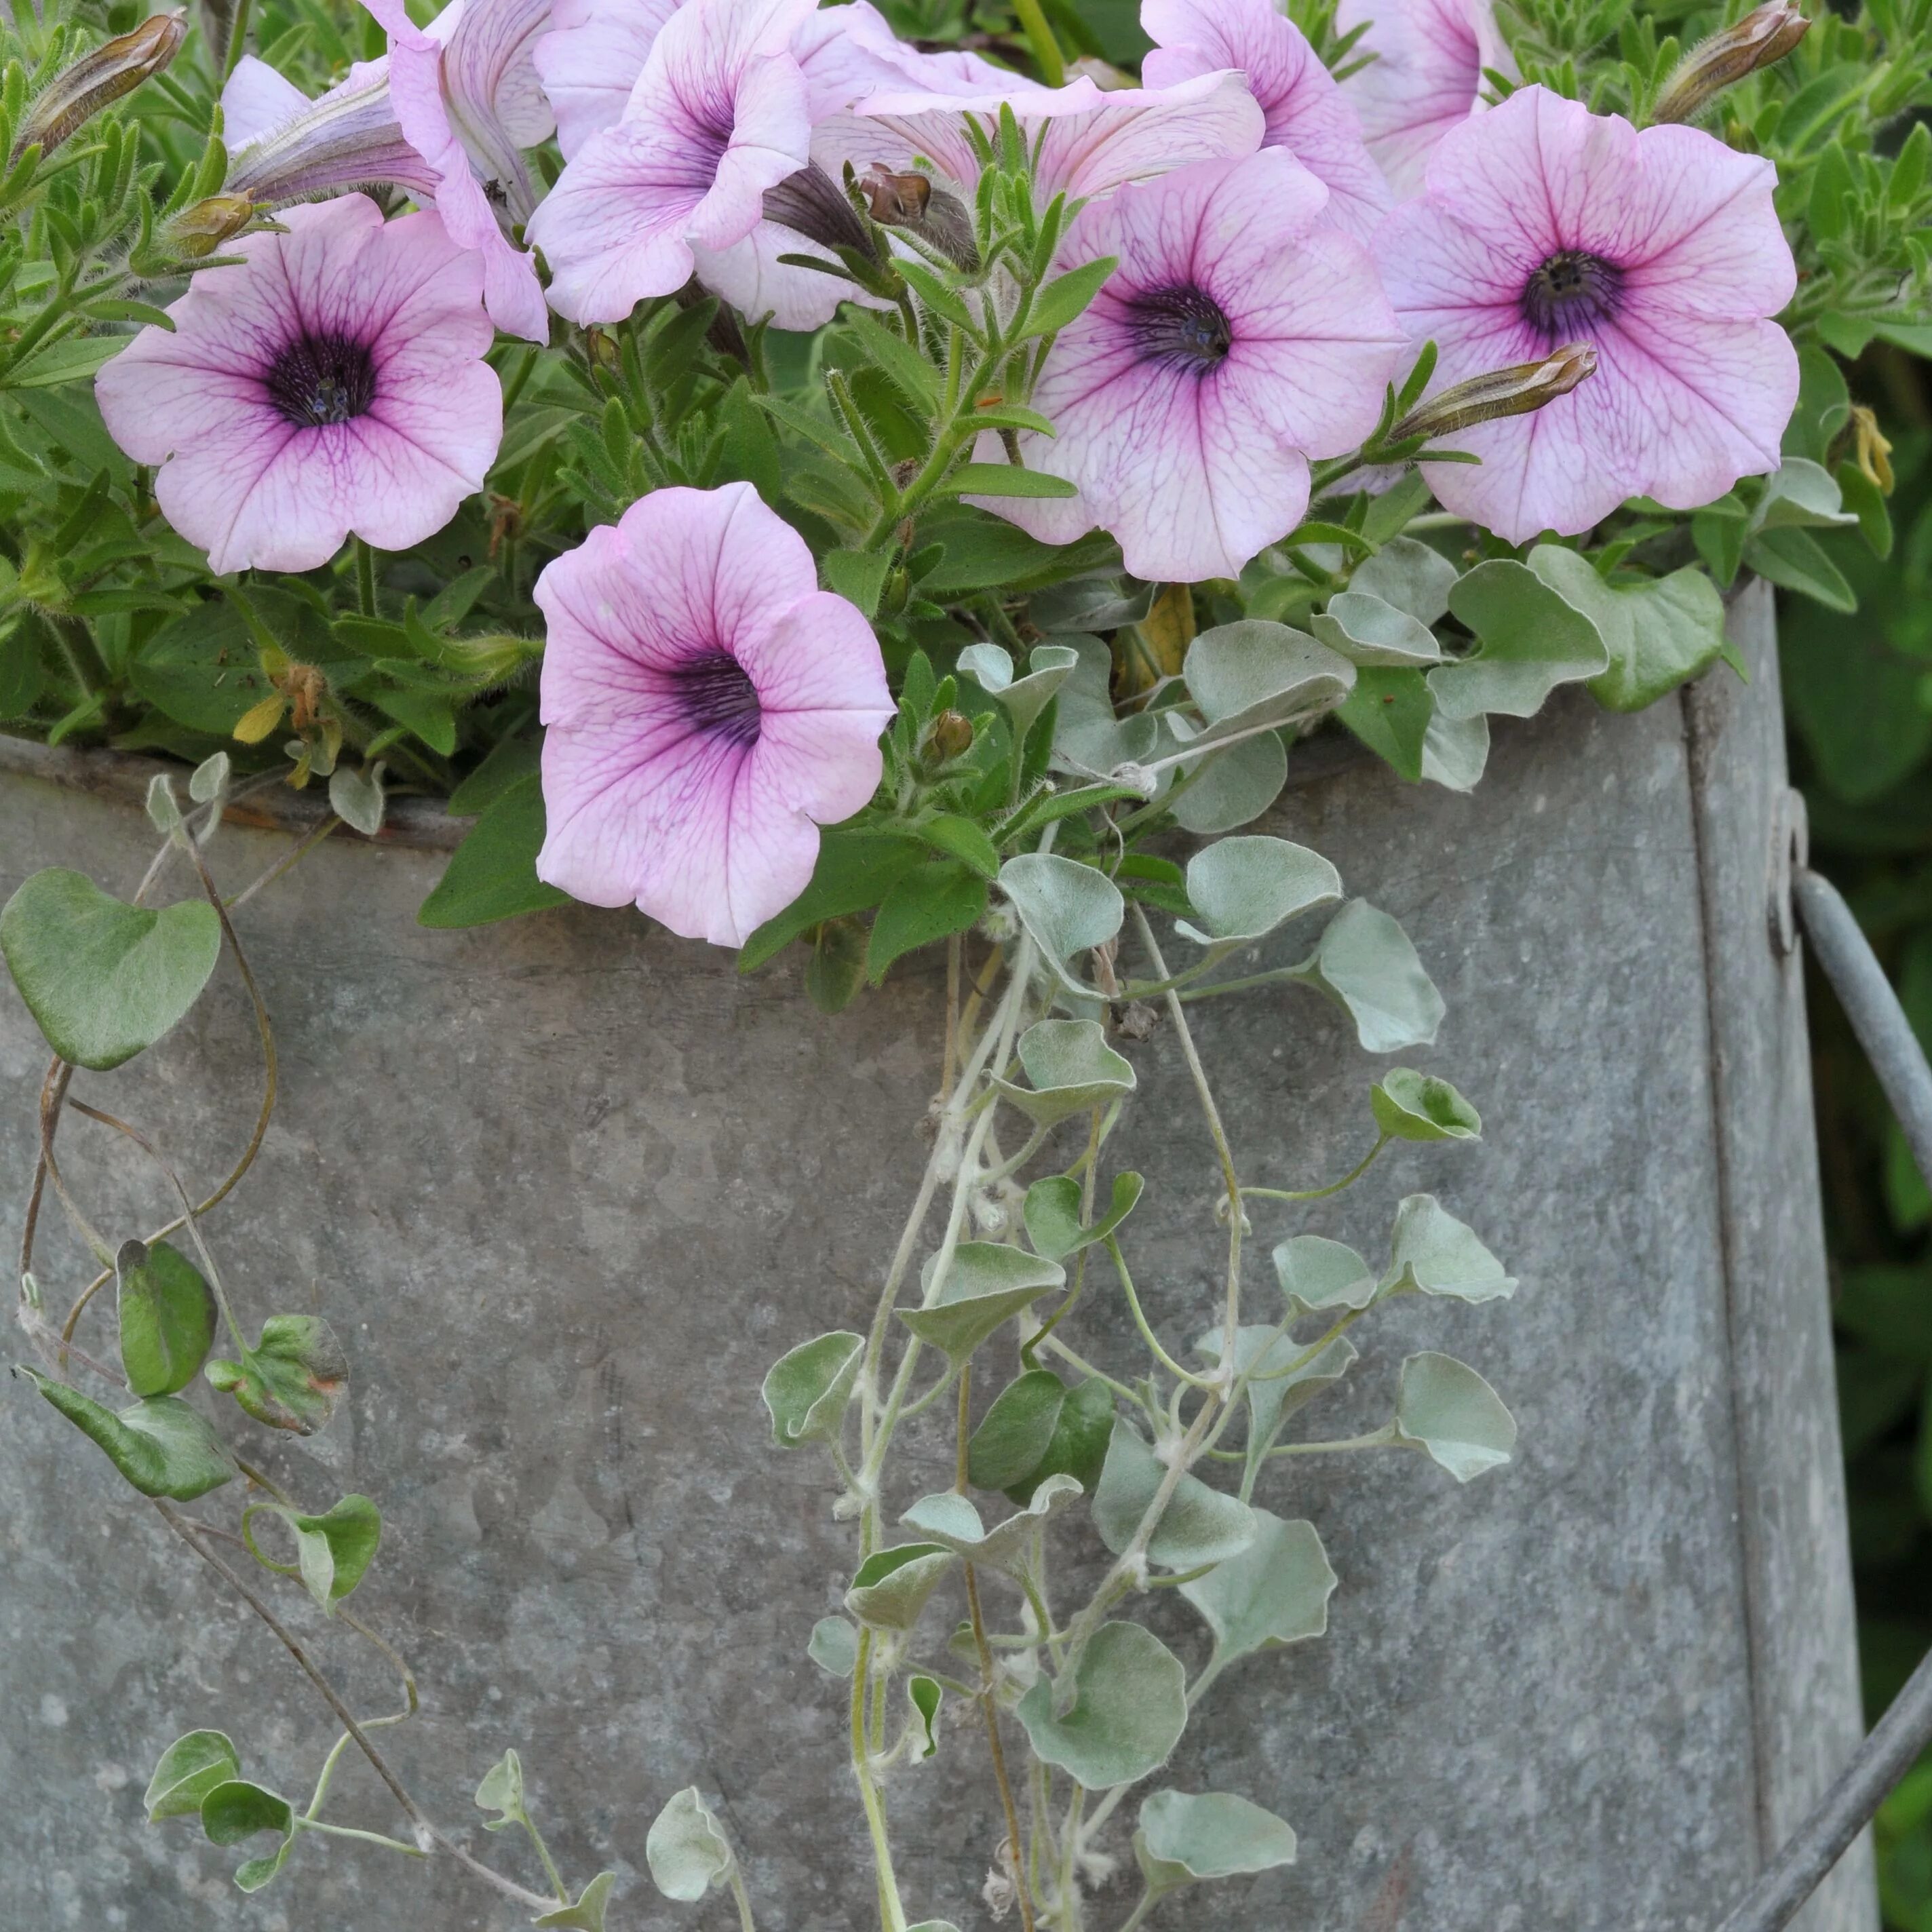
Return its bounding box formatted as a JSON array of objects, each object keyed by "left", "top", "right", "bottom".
[
  {"left": 1520, "top": 250, "right": 1623, "bottom": 339},
  {"left": 674, "top": 650, "right": 762, "bottom": 748},
  {"left": 266, "top": 332, "right": 378, "bottom": 427},
  {"left": 1125, "top": 284, "right": 1233, "bottom": 372}
]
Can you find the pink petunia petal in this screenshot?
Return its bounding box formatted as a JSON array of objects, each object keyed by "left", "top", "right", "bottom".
[
  {"left": 533, "top": 0, "right": 684, "bottom": 157},
  {"left": 1142, "top": 0, "right": 1391, "bottom": 241},
  {"left": 1334, "top": 0, "right": 1511, "bottom": 197}
]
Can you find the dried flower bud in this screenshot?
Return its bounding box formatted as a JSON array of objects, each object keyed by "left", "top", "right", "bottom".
[
  {"left": 859, "top": 163, "right": 980, "bottom": 269},
  {"left": 763, "top": 161, "right": 876, "bottom": 263},
  {"left": 1851, "top": 403, "right": 1894, "bottom": 493},
  {"left": 159, "top": 193, "right": 256, "bottom": 260},
  {"left": 921, "top": 709, "right": 974, "bottom": 766},
  {"left": 1390, "top": 342, "right": 1597, "bottom": 442},
  {"left": 1651, "top": 1, "right": 1809, "bottom": 125},
  {"left": 12, "top": 12, "right": 186, "bottom": 163}
]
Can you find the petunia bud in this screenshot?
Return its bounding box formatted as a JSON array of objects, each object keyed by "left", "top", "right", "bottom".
[
  {"left": 1651, "top": 1, "right": 1809, "bottom": 125},
  {"left": 764, "top": 161, "right": 876, "bottom": 264},
  {"left": 859, "top": 164, "right": 980, "bottom": 270},
  {"left": 11, "top": 11, "right": 186, "bottom": 163},
  {"left": 921, "top": 710, "right": 974, "bottom": 767},
  {"left": 1389, "top": 343, "right": 1597, "bottom": 442},
  {"left": 159, "top": 193, "right": 256, "bottom": 260}
]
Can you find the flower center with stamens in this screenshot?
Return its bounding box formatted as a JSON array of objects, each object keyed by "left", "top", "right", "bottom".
[
  {"left": 1520, "top": 250, "right": 1624, "bottom": 339},
  {"left": 265, "top": 332, "right": 378, "bottom": 427},
  {"left": 674, "top": 649, "right": 762, "bottom": 747},
  {"left": 1125, "top": 284, "right": 1234, "bottom": 372}
]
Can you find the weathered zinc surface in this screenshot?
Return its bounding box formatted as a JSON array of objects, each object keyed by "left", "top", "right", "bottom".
[{"left": 0, "top": 583, "right": 1872, "bottom": 1932}]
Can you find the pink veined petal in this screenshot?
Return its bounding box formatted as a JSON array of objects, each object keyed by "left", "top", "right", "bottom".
[
  {"left": 1586, "top": 123, "right": 1794, "bottom": 318},
  {"left": 733, "top": 590, "right": 895, "bottom": 737},
  {"left": 1032, "top": 72, "right": 1264, "bottom": 199},
  {"left": 668, "top": 736, "right": 829, "bottom": 944},
  {"left": 691, "top": 220, "right": 870, "bottom": 329},
  {"left": 963, "top": 425, "right": 1101, "bottom": 547},
  {"left": 685, "top": 50, "right": 814, "bottom": 250},
  {"left": 1335, "top": 0, "right": 1511, "bottom": 197},
  {"left": 436, "top": 0, "right": 555, "bottom": 199},
  {"left": 150, "top": 412, "right": 315, "bottom": 573},
  {"left": 524, "top": 115, "right": 715, "bottom": 321},
  {"left": 1142, "top": 0, "right": 1391, "bottom": 242},
  {"left": 220, "top": 54, "right": 312, "bottom": 146},
  {"left": 533, "top": 0, "right": 683, "bottom": 157},
  {"left": 1372, "top": 189, "right": 1534, "bottom": 322},
  {"left": 367, "top": 0, "right": 549, "bottom": 339}
]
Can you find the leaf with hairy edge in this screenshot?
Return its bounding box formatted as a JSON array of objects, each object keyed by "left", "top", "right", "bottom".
[
  {"left": 205, "top": 1315, "right": 348, "bottom": 1435},
  {"left": 22, "top": 1372, "right": 235, "bottom": 1499},
  {"left": 117, "top": 1238, "right": 216, "bottom": 1397},
  {"left": 646, "top": 1789, "right": 733, "bottom": 1902},
  {"left": 1016, "top": 1623, "right": 1188, "bottom": 1788},
  {"left": 146, "top": 1732, "right": 242, "bottom": 1821}
]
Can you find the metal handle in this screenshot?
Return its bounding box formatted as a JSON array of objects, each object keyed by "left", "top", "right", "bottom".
[{"left": 1715, "top": 862, "right": 1932, "bottom": 1932}]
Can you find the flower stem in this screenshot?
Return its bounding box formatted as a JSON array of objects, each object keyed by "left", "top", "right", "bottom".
[{"left": 1009, "top": 0, "right": 1066, "bottom": 84}]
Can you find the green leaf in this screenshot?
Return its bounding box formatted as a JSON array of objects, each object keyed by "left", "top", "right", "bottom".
[
  {"left": 1091, "top": 1419, "right": 1256, "bottom": 1570},
  {"left": 1525, "top": 546, "right": 1729, "bottom": 714},
  {"left": 998, "top": 853, "right": 1123, "bottom": 972},
  {"left": 1271, "top": 1236, "right": 1378, "bottom": 1315},
  {"left": 146, "top": 1731, "right": 242, "bottom": 1821},
  {"left": 535, "top": 1872, "right": 619, "bottom": 1929},
  {"left": 1379, "top": 1195, "right": 1515, "bottom": 1303},
  {"left": 22, "top": 1374, "right": 236, "bottom": 1500},
  {"left": 1835, "top": 460, "right": 1893, "bottom": 560},
  {"left": 1745, "top": 526, "right": 1857, "bottom": 612},
  {"left": 821, "top": 546, "right": 893, "bottom": 617},
  {"left": 127, "top": 601, "right": 277, "bottom": 736},
  {"left": 991, "top": 1018, "right": 1137, "bottom": 1126},
  {"left": 843, "top": 308, "right": 941, "bottom": 406},
  {"left": 1288, "top": 900, "right": 1444, "bottom": 1053},
  {"left": 844, "top": 1542, "right": 959, "bottom": 1628},
  {"left": 1370, "top": 1068, "right": 1480, "bottom": 1142},
  {"left": 1196, "top": 1324, "right": 1357, "bottom": 1486},
  {"left": 809, "top": 1615, "right": 860, "bottom": 1678},
  {"left": 199, "top": 1779, "right": 294, "bottom": 1892},
  {"left": 1, "top": 869, "right": 221, "bottom": 1071},
  {"left": 116, "top": 1238, "right": 216, "bottom": 1397},
  {"left": 474, "top": 1749, "right": 528, "bottom": 1831},
  {"left": 910, "top": 814, "right": 1000, "bottom": 880},
  {"left": 1136, "top": 1790, "right": 1297, "bottom": 1895},
  {"left": 1182, "top": 622, "right": 1354, "bottom": 743},
  {"left": 740, "top": 830, "right": 923, "bottom": 971},
  {"left": 970, "top": 402, "right": 1057, "bottom": 436},
  {"left": 967, "top": 1370, "right": 1069, "bottom": 1491},
  {"left": 1022, "top": 256, "right": 1117, "bottom": 338},
  {"left": 446, "top": 737, "right": 540, "bottom": 815},
  {"left": 328, "top": 762, "right": 386, "bottom": 838},
  {"left": 908, "top": 1676, "right": 943, "bottom": 1758},
  {"left": 1753, "top": 457, "right": 1857, "bottom": 533},
  {"left": 945, "top": 461, "right": 1080, "bottom": 500},
  {"left": 1016, "top": 1623, "right": 1189, "bottom": 1788},
  {"left": 287, "top": 1494, "right": 382, "bottom": 1611},
  {"left": 1024, "top": 1169, "right": 1144, "bottom": 1263},
  {"left": 959, "top": 640, "right": 1080, "bottom": 745},
  {"left": 866, "top": 859, "right": 988, "bottom": 981},
  {"left": 10, "top": 334, "right": 126, "bottom": 387},
  {"left": 1167, "top": 728, "right": 1288, "bottom": 834},
  {"left": 1421, "top": 708, "right": 1489, "bottom": 792},
  {"left": 762, "top": 1330, "right": 864, "bottom": 1448},
  {"left": 646, "top": 1789, "right": 733, "bottom": 1902},
  {"left": 1338, "top": 666, "right": 1433, "bottom": 781},
  {"left": 900, "top": 1472, "right": 1083, "bottom": 1575},
  {"left": 805, "top": 916, "right": 868, "bottom": 1013},
  {"left": 1429, "top": 559, "right": 1609, "bottom": 720},
  {"left": 1175, "top": 836, "right": 1340, "bottom": 954},
  {"left": 1349, "top": 536, "right": 1457, "bottom": 624},
  {"left": 1178, "top": 1508, "right": 1336, "bottom": 1669},
  {"left": 417, "top": 777, "right": 568, "bottom": 929},
  {"left": 900, "top": 1243, "right": 1066, "bottom": 1364},
  {"left": 204, "top": 1315, "right": 348, "bottom": 1436},
  {"left": 1394, "top": 1351, "right": 1516, "bottom": 1482},
  {"left": 1312, "top": 590, "right": 1441, "bottom": 667},
  {"left": 1004, "top": 1374, "right": 1114, "bottom": 1504}
]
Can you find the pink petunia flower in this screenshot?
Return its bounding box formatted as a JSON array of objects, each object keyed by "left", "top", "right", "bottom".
[
  {"left": 822, "top": 68, "right": 1262, "bottom": 210},
  {"left": 1374, "top": 85, "right": 1798, "bottom": 543},
  {"left": 1142, "top": 0, "right": 1391, "bottom": 241},
  {"left": 534, "top": 482, "right": 895, "bottom": 946},
  {"left": 95, "top": 195, "right": 501, "bottom": 575},
  {"left": 1333, "top": 0, "right": 1512, "bottom": 197},
  {"left": 364, "top": 0, "right": 554, "bottom": 342},
  {"left": 526, "top": 0, "right": 828, "bottom": 324},
  {"left": 977, "top": 147, "right": 1404, "bottom": 582}
]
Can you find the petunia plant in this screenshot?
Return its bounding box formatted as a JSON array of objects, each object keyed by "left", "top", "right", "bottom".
[{"left": 0, "top": 0, "right": 1926, "bottom": 1921}]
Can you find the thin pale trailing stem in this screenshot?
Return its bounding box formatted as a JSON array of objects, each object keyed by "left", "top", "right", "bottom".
[
  {"left": 851, "top": 1625, "right": 908, "bottom": 1931},
  {"left": 1058, "top": 1781, "right": 1086, "bottom": 1931},
  {"left": 1241, "top": 1134, "right": 1390, "bottom": 1204},
  {"left": 37, "top": 1062, "right": 113, "bottom": 1267},
  {"left": 63, "top": 838, "right": 281, "bottom": 1343},
  {"left": 728, "top": 1861, "right": 758, "bottom": 1932},
  {"left": 959, "top": 1368, "right": 1037, "bottom": 1932},
  {"left": 1103, "top": 1236, "right": 1215, "bottom": 1389},
  {"left": 226, "top": 815, "right": 341, "bottom": 912},
  {"left": 20, "top": 1056, "right": 71, "bottom": 1278},
  {"left": 156, "top": 1504, "right": 556, "bottom": 1915}
]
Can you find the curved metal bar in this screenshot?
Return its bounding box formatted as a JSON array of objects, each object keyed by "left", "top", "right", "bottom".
[{"left": 1716, "top": 864, "right": 1932, "bottom": 1932}]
